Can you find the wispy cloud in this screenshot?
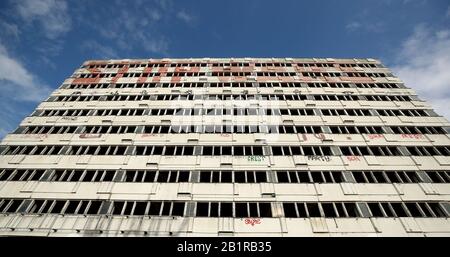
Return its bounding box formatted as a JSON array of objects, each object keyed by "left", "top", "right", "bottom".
[
  {"left": 154, "top": 0, "right": 174, "bottom": 11},
  {"left": 0, "top": 42, "right": 51, "bottom": 102},
  {"left": 140, "top": 35, "right": 169, "bottom": 54},
  {"left": 345, "top": 20, "right": 385, "bottom": 33},
  {"left": 14, "top": 0, "right": 72, "bottom": 39},
  {"left": 345, "top": 21, "right": 361, "bottom": 31},
  {"left": 34, "top": 40, "right": 66, "bottom": 68},
  {"left": 177, "top": 10, "right": 195, "bottom": 24},
  {"left": 0, "top": 42, "right": 52, "bottom": 140},
  {"left": 0, "top": 1, "right": 67, "bottom": 139},
  {"left": 345, "top": 6, "right": 385, "bottom": 34},
  {"left": 79, "top": 0, "right": 195, "bottom": 56},
  {"left": 0, "top": 98, "right": 29, "bottom": 140},
  {"left": 120, "top": 10, "right": 169, "bottom": 55},
  {"left": 148, "top": 8, "right": 162, "bottom": 21},
  {"left": 391, "top": 24, "right": 450, "bottom": 120},
  {"left": 81, "top": 40, "right": 119, "bottom": 59},
  {"left": 381, "top": 0, "right": 428, "bottom": 6},
  {"left": 0, "top": 20, "right": 20, "bottom": 40}
]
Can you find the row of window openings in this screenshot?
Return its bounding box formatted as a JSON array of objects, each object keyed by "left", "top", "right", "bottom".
[
  {"left": 21, "top": 125, "right": 323, "bottom": 134},
  {"left": 1, "top": 169, "right": 449, "bottom": 184},
  {"left": 322, "top": 109, "right": 428, "bottom": 117},
  {"left": 52, "top": 94, "right": 412, "bottom": 102},
  {"left": 340, "top": 146, "right": 450, "bottom": 156},
  {"left": 0, "top": 169, "right": 187, "bottom": 183},
  {"left": 0, "top": 199, "right": 270, "bottom": 218},
  {"left": 64, "top": 82, "right": 400, "bottom": 89},
  {"left": 277, "top": 170, "right": 450, "bottom": 184},
  {"left": 83, "top": 62, "right": 377, "bottom": 69},
  {"left": 77, "top": 71, "right": 388, "bottom": 79},
  {"left": 53, "top": 93, "right": 310, "bottom": 102},
  {"left": 37, "top": 108, "right": 429, "bottom": 117},
  {"left": 0, "top": 145, "right": 418, "bottom": 157},
  {"left": 282, "top": 202, "right": 448, "bottom": 218},
  {"left": 2, "top": 145, "right": 449, "bottom": 156},
  {"left": 133, "top": 145, "right": 333, "bottom": 156},
  {"left": 19, "top": 125, "right": 447, "bottom": 135},
  {"left": 0, "top": 199, "right": 447, "bottom": 218},
  {"left": 0, "top": 199, "right": 185, "bottom": 217},
  {"left": 0, "top": 169, "right": 266, "bottom": 183}
]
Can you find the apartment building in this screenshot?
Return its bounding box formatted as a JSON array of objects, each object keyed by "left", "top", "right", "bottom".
[{"left": 0, "top": 57, "right": 449, "bottom": 236}]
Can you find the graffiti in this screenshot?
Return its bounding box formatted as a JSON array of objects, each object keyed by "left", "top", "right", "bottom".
[
  {"left": 141, "top": 134, "right": 158, "bottom": 138},
  {"left": 61, "top": 117, "right": 77, "bottom": 121},
  {"left": 307, "top": 155, "right": 331, "bottom": 162},
  {"left": 401, "top": 134, "right": 423, "bottom": 139},
  {"left": 79, "top": 134, "right": 101, "bottom": 139},
  {"left": 247, "top": 156, "right": 265, "bottom": 162},
  {"left": 313, "top": 133, "right": 325, "bottom": 140},
  {"left": 368, "top": 134, "right": 383, "bottom": 139},
  {"left": 21, "top": 134, "right": 48, "bottom": 139},
  {"left": 244, "top": 218, "right": 261, "bottom": 226},
  {"left": 346, "top": 156, "right": 361, "bottom": 161}
]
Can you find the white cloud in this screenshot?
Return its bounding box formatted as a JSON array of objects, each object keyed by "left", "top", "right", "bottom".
[
  {"left": 15, "top": 0, "right": 71, "bottom": 39},
  {"left": 177, "top": 10, "right": 194, "bottom": 24},
  {"left": 391, "top": 24, "right": 450, "bottom": 120},
  {"left": 0, "top": 42, "right": 51, "bottom": 102}
]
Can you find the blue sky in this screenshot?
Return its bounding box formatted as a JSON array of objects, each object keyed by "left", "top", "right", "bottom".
[{"left": 0, "top": 0, "right": 449, "bottom": 139}]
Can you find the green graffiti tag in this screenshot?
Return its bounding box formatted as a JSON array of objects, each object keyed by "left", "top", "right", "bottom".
[{"left": 247, "top": 156, "right": 265, "bottom": 162}]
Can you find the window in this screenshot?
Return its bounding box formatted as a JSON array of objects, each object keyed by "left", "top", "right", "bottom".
[{"left": 426, "top": 171, "right": 450, "bottom": 183}]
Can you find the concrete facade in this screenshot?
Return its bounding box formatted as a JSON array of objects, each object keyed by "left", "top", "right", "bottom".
[{"left": 0, "top": 57, "right": 449, "bottom": 236}]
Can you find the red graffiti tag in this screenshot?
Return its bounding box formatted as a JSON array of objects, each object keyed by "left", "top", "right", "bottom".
[
  {"left": 244, "top": 218, "right": 261, "bottom": 226},
  {"left": 79, "top": 134, "right": 101, "bottom": 139},
  {"left": 368, "top": 134, "right": 383, "bottom": 139},
  {"left": 401, "top": 134, "right": 423, "bottom": 139},
  {"left": 346, "top": 156, "right": 361, "bottom": 161},
  {"left": 141, "top": 134, "right": 158, "bottom": 138}
]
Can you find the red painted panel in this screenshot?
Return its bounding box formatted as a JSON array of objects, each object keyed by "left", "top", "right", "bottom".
[
  {"left": 137, "top": 67, "right": 153, "bottom": 84},
  {"left": 110, "top": 66, "right": 129, "bottom": 84}
]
